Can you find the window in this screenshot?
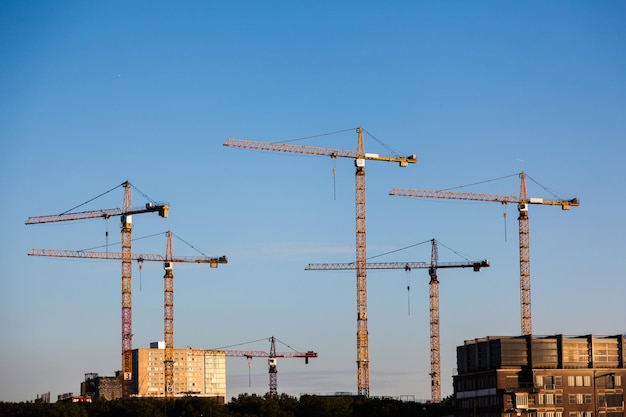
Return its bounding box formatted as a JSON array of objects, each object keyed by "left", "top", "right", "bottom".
[
  {"left": 568, "top": 394, "right": 576, "bottom": 404},
  {"left": 555, "top": 376, "right": 563, "bottom": 387},
  {"left": 568, "top": 375, "right": 594, "bottom": 387},
  {"left": 539, "top": 394, "right": 554, "bottom": 405},
  {"left": 515, "top": 393, "right": 528, "bottom": 409},
  {"left": 540, "top": 375, "right": 556, "bottom": 389},
  {"left": 605, "top": 393, "right": 624, "bottom": 407}
]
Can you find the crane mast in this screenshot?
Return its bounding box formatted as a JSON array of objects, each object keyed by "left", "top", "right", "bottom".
[
  {"left": 268, "top": 336, "right": 278, "bottom": 396},
  {"left": 390, "top": 172, "right": 579, "bottom": 335},
  {"left": 224, "top": 127, "right": 416, "bottom": 396},
  {"left": 518, "top": 173, "right": 530, "bottom": 337},
  {"left": 121, "top": 183, "right": 133, "bottom": 382},
  {"left": 354, "top": 127, "right": 369, "bottom": 396},
  {"left": 305, "top": 239, "right": 489, "bottom": 403},
  {"left": 428, "top": 240, "right": 440, "bottom": 403},
  {"left": 164, "top": 231, "right": 175, "bottom": 396}
]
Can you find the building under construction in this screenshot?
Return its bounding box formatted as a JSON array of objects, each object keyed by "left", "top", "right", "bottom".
[
  {"left": 453, "top": 334, "right": 625, "bottom": 417},
  {"left": 81, "top": 373, "right": 123, "bottom": 400},
  {"left": 132, "top": 342, "right": 226, "bottom": 402}
]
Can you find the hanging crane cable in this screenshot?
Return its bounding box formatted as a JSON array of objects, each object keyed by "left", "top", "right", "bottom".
[{"left": 405, "top": 264, "right": 411, "bottom": 316}]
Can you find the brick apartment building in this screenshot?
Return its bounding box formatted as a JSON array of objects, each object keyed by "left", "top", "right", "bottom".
[{"left": 454, "top": 334, "right": 625, "bottom": 417}]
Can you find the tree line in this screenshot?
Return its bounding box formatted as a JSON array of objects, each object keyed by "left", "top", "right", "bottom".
[{"left": 0, "top": 393, "right": 455, "bottom": 417}]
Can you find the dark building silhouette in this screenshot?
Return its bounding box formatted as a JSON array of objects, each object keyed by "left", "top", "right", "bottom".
[{"left": 454, "top": 335, "right": 625, "bottom": 417}]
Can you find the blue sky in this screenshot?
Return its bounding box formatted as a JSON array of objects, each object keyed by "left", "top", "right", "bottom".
[{"left": 1, "top": 0, "right": 625, "bottom": 403}]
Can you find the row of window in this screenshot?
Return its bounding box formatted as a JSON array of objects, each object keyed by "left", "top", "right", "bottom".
[
  {"left": 537, "top": 374, "right": 622, "bottom": 388},
  {"left": 503, "top": 412, "right": 623, "bottom": 417},
  {"left": 511, "top": 412, "right": 583, "bottom": 417},
  {"left": 516, "top": 393, "right": 623, "bottom": 407},
  {"left": 501, "top": 410, "right": 626, "bottom": 417},
  {"left": 567, "top": 394, "right": 593, "bottom": 405}
]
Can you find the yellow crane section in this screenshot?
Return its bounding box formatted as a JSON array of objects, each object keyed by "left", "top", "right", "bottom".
[
  {"left": 225, "top": 127, "right": 416, "bottom": 396},
  {"left": 390, "top": 172, "right": 579, "bottom": 335}
]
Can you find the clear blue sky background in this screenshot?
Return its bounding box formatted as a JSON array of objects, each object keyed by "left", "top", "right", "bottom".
[{"left": 1, "top": 0, "right": 625, "bottom": 403}]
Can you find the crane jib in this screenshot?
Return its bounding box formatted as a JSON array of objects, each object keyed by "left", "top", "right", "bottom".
[{"left": 223, "top": 138, "right": 416, "bottom": 164}]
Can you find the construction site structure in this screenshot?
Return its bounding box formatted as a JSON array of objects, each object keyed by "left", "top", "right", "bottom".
[
  {"left": 389, "top": 172, "right": 579, "bottom": 336},
  {"left": 134, "top": 344, "right": 227, "bottom": 400},
  {"left": 305, "top": 239, "right": 489, "bottom": 403},
  {"left": 25, "top": 181, "right": 169, "bottom": 388},
  {"left": 218, "top": 336, "right": 318, "bottom": 396},
  {"left": 224, "top": 127, "right": 416, "bottom": 396},
  {"left": 28, "top": 231, "right": 227, "bottom": 396}
]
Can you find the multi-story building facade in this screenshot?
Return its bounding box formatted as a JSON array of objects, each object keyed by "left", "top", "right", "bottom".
[
  {"left": 454, "top": 335, "right": 625, "bottom": 417},
  {"left": 132, "top": 342, "right": 226, "bottom": 403}
]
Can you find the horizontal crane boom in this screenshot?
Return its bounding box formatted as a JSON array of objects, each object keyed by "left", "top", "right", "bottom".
[
  {"left": 220, "top": 350, "right": 318, "bottom": 360},
  {"left": 224, "top": 138, "right": 417, "bottom": 166},
  {"left": 25, "top": 203, "right": 169, "bottom": 225},
  {"left": 306, "top": 260, "right": 489, "bottom": 271},
  {"left": 28, "top": 248, "right": 227, "bottom": 267},
  {"left": 389, "top": 188, "right": 579, "bottom": 209}
]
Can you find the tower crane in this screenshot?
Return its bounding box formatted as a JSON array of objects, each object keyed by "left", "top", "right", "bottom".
[
  {"left": 216, "top": 336, "right": 317, "bottom": 396},
  {"left": 28, "top": 231, "right": 227, "bottom": 397},
  {"left": 224, "top": 127, "right": 416, "bottom": 396},
  {"left": 25, "top": 181, "right": 169, "bottom": 389},
  {"left": 389, "top": 172, "right": 579, "bottom": 335},
  {"left": 305, "top": 239, "right": 489, "bottom": 403}
]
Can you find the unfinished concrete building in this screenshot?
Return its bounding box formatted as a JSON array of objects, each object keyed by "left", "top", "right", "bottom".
[
  {"left": 80, "top": 372, "right": 123, "bottom": 400},
  {"left": 131, "top": 342, "right": 226, "bottom": 402},
  {"left": 453, "top": 334, "right": 625, "bottom": 417}
]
